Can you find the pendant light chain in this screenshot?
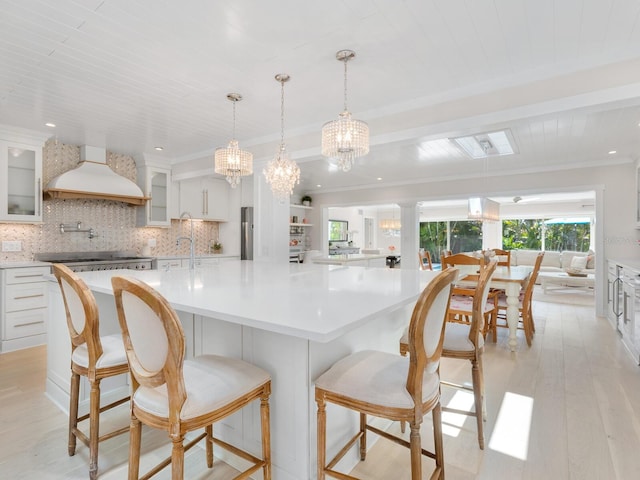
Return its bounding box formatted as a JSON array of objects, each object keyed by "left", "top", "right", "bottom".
[
  {"left": 343, "top": 54, "right": 349, "bottom": 112},
  {"left": 280, "top": 76, "right": 286, "bottom": 147}
]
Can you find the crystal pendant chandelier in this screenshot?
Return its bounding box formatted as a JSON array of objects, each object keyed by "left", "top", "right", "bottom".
[
  {"left": 214, "top": 93, "right": 253, "bottom": 188},
  {"left": 321, "top": 49, "right": 370, "bottom": 172},
  {"left": 263, "top": 74, "right": 300, "bottom": 202}
]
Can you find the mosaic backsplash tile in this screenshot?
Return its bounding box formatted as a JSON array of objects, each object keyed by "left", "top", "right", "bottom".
[{"left": 0, "top": 139, "right": 219, "bottom": 262}]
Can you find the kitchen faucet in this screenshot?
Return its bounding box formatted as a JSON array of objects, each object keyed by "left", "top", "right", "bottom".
[{"left": 176, "top": 211, "right": 195, "bottom": 270}]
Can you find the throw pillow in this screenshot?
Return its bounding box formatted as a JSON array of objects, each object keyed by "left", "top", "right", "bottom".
[{"left": 570, "top": 255, "right": 588, "bottom": 270}]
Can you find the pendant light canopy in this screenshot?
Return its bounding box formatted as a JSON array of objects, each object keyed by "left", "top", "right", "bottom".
[
  {"left": 214, "top": 93, "right": 253, "bottom": 188},
  {"left": 263, "top": 74, "right": 300, "bottom": 202},
  {"left": 321, "top": 49, "right": 370, "bottom": 172}
]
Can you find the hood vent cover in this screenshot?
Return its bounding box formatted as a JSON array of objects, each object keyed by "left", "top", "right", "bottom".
[{"left": 44, "top": 146, "right": 149, "bottom": 206}]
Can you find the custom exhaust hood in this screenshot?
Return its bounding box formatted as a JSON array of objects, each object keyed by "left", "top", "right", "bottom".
[{"left": 44, "top": 146, "right": 149, "bottom": 206}]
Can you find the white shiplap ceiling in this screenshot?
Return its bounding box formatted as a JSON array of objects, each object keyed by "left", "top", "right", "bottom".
[{"left": 2, "top": 0, "right": 640, "bottom": 196}]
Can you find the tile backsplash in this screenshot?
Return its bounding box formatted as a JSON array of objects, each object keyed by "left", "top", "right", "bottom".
[{"left": 0, "top": 139, "right": 219, "bottom": 262}]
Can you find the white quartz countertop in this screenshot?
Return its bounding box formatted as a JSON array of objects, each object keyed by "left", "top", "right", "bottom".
[
  {"left": 73, "top": 260, "right": 438, "bottom": 343},
  {"left": 312, "top": 253, "right": 388, "bottom": 264}
]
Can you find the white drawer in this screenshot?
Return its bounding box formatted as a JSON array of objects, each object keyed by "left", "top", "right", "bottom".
[
  {"left": 5, "top": 283, "right": 48, "bottom": 311},
  {"left": 5, "top": 266, "right": 50, "bottom": 284},
  {"left": 4, "top": 308, "right": 47, "bottom": 339},
  {"left": 156, "top": 259, "right": 182, "bottom": 270}
]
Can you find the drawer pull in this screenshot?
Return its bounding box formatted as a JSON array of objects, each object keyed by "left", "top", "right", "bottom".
[
  {"left": 14, "top": 293, "right": 45, "bottom": 300},
  {"left": 14, "top": 274, "right": 44, "bottom": 278},
  {"left": 15, "top": 320, "right": 45, "bottom": 328}
]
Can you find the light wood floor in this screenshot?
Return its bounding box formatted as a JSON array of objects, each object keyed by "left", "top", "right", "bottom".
[{"left": 2, "top": 298, "right": 640, "bottom": 479}]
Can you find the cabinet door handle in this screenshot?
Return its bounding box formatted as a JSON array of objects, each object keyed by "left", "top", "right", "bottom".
[
  {"left": 202, "top": 189, "right": 206, "bottom": 215},
  {"left": 14, "top": 293, "right": 45, "bottom": 300},
  {"left": 14, "top": 274, "right": 44, "bottom": 279},
  {"left": 205, "top": 189, "right": 209, "bottom": 215},
  {"left": 15, "top": 320, "right": 45, "bottom": 328}
]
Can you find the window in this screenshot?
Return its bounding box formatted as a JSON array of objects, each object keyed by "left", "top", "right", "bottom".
[
  {"left": 419, "top": 220, "right": 482, "bottom": 263},
  {"left": 502, "top": 218, "right": 591, "bottom": 252},
  {"left": 328, "top": 220, "right": 348, "bottom": 242}
]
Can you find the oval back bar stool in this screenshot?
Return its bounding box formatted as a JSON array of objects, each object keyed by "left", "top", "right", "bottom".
[
  {"left": 111, "top": 275, "right": 272, "bottom": 480},
  {"left": 52, "top": 263, "right": 130, "bottom": 480},
  {"left": 315, "top": 268, "right": 458, "bottom": 480}
]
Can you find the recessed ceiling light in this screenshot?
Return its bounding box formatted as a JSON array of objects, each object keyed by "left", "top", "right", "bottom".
[
  {"left": 377, "top": 177, "right": 382, "bottom": 181},
  {"left": 316, "top": 184, "right": 322, "bottom": 188},
  {"left": 45, "top": 122, "right": 56, "bottom": 128},
  {"left": 154, "top": 146, "right": 164, "bottom": 151},
  {"left": 608, "top": 150, "right": 617, "bottom": 154}
]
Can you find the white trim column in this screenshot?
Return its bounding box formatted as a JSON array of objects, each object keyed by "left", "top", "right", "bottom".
[{"left": 399, "top": 202, "right": 420, "bottom": 270}]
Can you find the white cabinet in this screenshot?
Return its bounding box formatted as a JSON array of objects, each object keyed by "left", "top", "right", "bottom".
[
  {"left": 136, "top": 166, "right": 172, "bottom": 227},
  {"left": 178, "top": 177, "right": 229, "bottom": 221},
  {"left": 0, "top": 141, "right": 44, "bottom": 223},
  {"left": 155, "top": 256, "right": 240, "bottom": 271},
  {"left": 1, "top": 266, "right": 49, "bottom": 352}
]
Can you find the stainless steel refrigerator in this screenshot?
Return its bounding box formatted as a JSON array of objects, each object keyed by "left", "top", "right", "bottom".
[{"left": 241, "top": 207, "right": 253, "bottom": 260}]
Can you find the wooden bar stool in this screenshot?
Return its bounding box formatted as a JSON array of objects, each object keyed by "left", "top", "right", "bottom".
[
  {"left": 111, "top": 275, "right": 272, "bottom": 480},
  {"left": 52, "top": 264, "right": 130, "bottom": 480},
  {"left": 315, "top": 268, "right": 457, "bottom": 480}
]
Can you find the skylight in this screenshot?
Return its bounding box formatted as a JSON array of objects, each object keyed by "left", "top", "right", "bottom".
[{"left": 451, "top": 129, "right": 518, "bottom": 159}]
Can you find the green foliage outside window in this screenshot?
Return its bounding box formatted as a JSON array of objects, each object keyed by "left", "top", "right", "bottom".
[
  {"left": 502, "top": 219, "right": 542, "bottom": 250},
  {"left": 419, "top": 220, "right": 482, "bottom": 263}
]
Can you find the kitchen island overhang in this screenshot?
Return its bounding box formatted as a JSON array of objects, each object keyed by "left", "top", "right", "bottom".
[{"left": 45, "top": 260, "right": 441, "bottom": 480}]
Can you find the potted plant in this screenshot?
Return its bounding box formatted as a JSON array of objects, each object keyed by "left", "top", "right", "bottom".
[
  {"left": 212, "top": 241, "right": 223, "bottom": 254},
  {"left": 301, "top": 195, "right": 312, "bottom": 206}
]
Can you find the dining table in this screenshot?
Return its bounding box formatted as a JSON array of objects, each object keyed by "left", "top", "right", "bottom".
[{"left": 455, "top": 265, "right": 533, "bottom": 351}]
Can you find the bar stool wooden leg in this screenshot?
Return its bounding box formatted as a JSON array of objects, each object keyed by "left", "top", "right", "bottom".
[
  {"left": 317, "top": 398, "right": 326, "bottom": 480},
  {"left": 432, "top": 403, "right": 444, "bottom": 479},
  {"left": 171, "top": 434, "right": 185, "bottom": 480},
  {"left": 409, "top": 422, "right": 422, "bottom": 480},
  {"left": 68, "top": 371, "right": 80, "bottom": 456},
  {"left": 128, "top": 417, "right": 141, "bottom": 480},
  {"left": 89, "top": 379, "right": 101, "bottom": 480},
  {"left": 205, "top": 425, "right": 213, "bottom": 468},
  {"left": 260, "top": 394, "right": 272, "bottom": 480}
]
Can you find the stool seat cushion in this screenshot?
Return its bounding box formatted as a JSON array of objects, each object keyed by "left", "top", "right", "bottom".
[
  {"left": 315, "top": 350, "right": 440, "bottom": 409},
  {"left": 134, "top": 354, "right": 271, "bottom": 420},
  {"left": 71, "top": 334, "right": 128, "bottom": 369},
  {"left": 442, "top": 321, "right": 482, "bottom": 352}
]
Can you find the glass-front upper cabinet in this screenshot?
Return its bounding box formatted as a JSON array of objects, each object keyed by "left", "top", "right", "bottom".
[
  {"left": 136, "top": 165, "right": 172, "bottom": 227},
  {"left": 0, "top": 141, "right": 43, "bottom": 223}
]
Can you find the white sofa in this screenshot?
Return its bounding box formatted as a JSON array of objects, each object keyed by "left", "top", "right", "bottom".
[{"left": 510, "top": 249, "right": 595, "bottom": 274}]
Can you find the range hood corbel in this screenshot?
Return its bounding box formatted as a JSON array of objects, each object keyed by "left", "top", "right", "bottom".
[{"left": 43, "top": 146, "right": 150, "bottom": 206}]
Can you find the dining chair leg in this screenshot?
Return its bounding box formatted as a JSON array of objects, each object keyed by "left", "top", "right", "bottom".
[
  {"left": 205, "top": 425, "right": 213, "bottom": 468},
  {"left": 409, "top": 422, "right": 423, "bottom": 480},
  {"left": 89, "top": 379, "right": 101, "bottom": 480},
  {"left": 316, "top": 398, "right": 327, "bottom": 480},
  {"left": 68, "top": 372, "right": 80, "bottom": 456},
  {"left": 128, "top": 416, "right": 142, "bottom": 480},
  {"left": 260, "top": 393, "right": 272, "bottom": 480},
  {"left": 171, "top": 434, "right": 185, "bottom": 480},
  {"left": 359, "top": 413, "right": 367, "bottom": 460},
  {"left": 471, "top": 358, "right": 484, "bottom": 449},
  {"left": 432, "top": 402, "right": 445, "bottom": 480}
]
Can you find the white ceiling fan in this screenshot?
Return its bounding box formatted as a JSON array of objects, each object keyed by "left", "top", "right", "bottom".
[{"left": 512, "top": 195, "right": 540, "bottom": 204}]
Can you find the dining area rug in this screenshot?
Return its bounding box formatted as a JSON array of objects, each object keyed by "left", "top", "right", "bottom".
[{"left": 532, "top": 284, "right": 595, "bottom": 306}]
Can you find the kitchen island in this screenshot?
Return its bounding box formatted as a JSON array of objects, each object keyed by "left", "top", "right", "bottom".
[
  {"left": 311, "top": 253, "right": 388, "bottom": 267},
  {"left": 45, "top": 260, "right": 440, "bottom": 480}
]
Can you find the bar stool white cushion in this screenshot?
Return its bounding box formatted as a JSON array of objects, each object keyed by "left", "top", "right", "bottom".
[
  {"left": 315, "top": 350, "right": 440, "bottom": 409},
  {"left": 134, "top": 354, "right": 271, "bottom": 420},
  {"left": 71, "top": 334, "right": 127, "bottom": 369}
]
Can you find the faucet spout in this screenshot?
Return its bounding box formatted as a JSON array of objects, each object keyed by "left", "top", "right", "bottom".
[{"left": 178, "top": 211, "right": 195, "bottom": 270}]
